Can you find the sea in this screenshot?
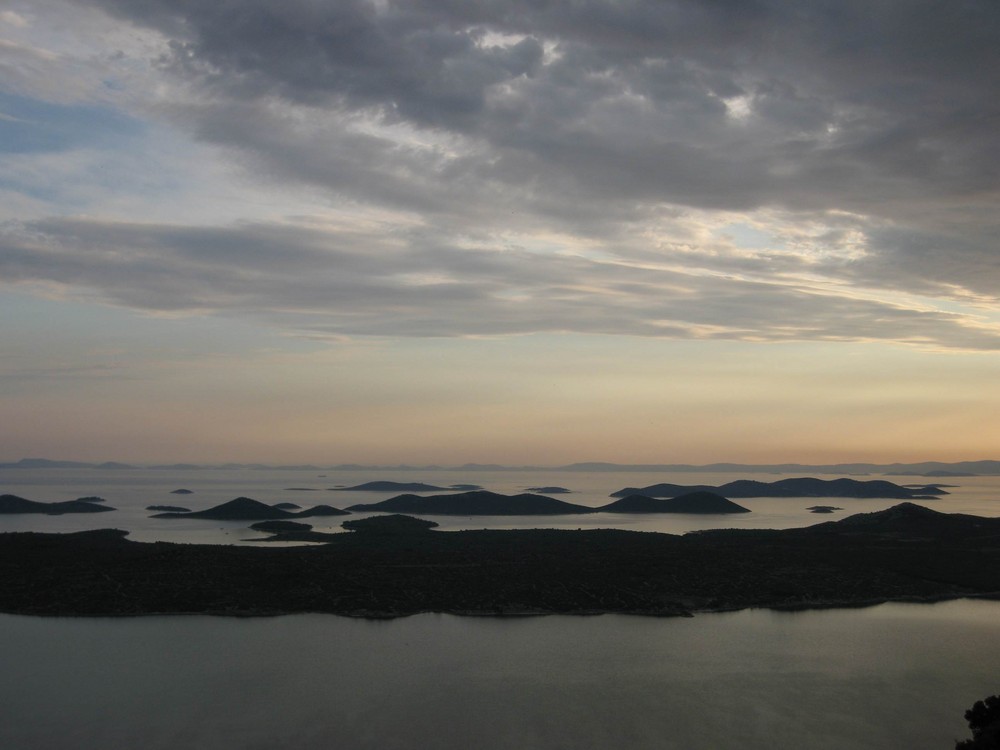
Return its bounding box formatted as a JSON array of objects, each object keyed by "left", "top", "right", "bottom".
[{"left": 2, "top": 466, "right": 999, "bottom": 749}]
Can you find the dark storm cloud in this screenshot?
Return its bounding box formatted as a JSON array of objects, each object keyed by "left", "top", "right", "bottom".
[
  {"left": 87, "top": 0, "right": 999, "bottom": 212},
  {"left": 4, "top": 217, "right": 999, "bottom": 349}
]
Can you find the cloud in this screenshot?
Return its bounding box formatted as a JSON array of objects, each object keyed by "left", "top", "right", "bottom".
[
  {"left": 3, "top": 216, "right": 1000, "bottom": 350},
  {"left": 3, "top": 0, "right": 999, "bottom": 350}
]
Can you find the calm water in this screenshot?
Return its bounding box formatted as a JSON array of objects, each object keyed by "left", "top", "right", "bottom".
[
  {"left": 2, "top": 466, "right": 999, "bottom": 544},
  {"left": 1, "top": 600, "right": 998, "bottom": 749}
]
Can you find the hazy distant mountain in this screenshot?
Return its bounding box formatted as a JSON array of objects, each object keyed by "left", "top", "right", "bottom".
[{"left": 3, "top": 457, "right": 1000, "bottom": 474}]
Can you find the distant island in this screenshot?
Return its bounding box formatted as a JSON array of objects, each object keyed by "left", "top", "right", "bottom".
[
  {"left": 0, "top": 494, "right": 116, "bottom": 515},
  {"left": 610, "top": 477, "right": 945, "bottom": 500},
  {"left": 4, "top": 456, "right": 1000, "bottom": 475},
  {"left": 331, "top": 481, "right": 481, "bottom": 492},
  {"left": 3, "top": 503, "right": 1000, "bottom": 618},
  {"left": 151, "top": 497, "right": 349, "bottom": 521}
]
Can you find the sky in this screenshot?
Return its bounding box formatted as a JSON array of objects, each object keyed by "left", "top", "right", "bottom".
[{"left": 1, "top": 0, "right": 999, "bottom": 465}]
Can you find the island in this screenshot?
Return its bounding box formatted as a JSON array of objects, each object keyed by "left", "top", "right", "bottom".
[
  {"left": 2, "top": 503, "right": 1000, "bottom": 618},
  {"left": 610, "top": 477, "right": 946, "bottom": 500},
  {"left": 347, "top": 490, "right": 751, "bottom": 515},
  {"left": 346, "top": 490, "right": 594, "bottom": 515},
  {"left": 170, "top": 489, "right": 194, "bottom": 495},
  {"left": 332, "top": 481, "right": 451, "bottom": 492},
  {"left": 597, "top": 491, "right": 750, "bottom": 514},
  {"left": 150, "top": 497, "right": 349, "bottom": 520},
  {"left": 524, "top": 486, "right": 573, "bottom": 494},
  {"left": 146, "top": 505, "right": 191, "bottom": 513},
  {"left": 0, "top": 494, "right": 116, "bottom": 515}
]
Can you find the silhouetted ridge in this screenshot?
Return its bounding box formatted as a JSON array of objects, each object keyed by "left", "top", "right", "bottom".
[{"left": 808, "top": 502, "right": 1000, "bottom": 539}]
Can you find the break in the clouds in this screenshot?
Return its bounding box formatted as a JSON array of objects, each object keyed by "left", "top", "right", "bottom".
[{"left": 1, "top": 0, "right": 999, "bottom": 349}]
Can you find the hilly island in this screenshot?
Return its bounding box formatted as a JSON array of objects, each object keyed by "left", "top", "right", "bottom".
[{"left": 2, "top": 503, "right": 999, "bottom": 619}]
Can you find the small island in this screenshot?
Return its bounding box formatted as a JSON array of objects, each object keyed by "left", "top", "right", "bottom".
[{"left": 146, "top": 505, "right": 191, "bottom": 513}]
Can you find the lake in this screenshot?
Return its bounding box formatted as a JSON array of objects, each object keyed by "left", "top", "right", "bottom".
[{"left": 1, "top": 600, "right": 998, "bottom": 749}]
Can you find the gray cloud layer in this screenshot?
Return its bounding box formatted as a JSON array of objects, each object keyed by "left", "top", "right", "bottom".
[
  {"left": 4, "top": 0, "right": 1000, "bottom": 347},
  {"left": 4, "top": 216, "right": 999, "bottom": 349}
]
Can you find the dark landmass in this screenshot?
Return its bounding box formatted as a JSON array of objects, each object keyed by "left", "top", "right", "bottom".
[
  {"left": 146, "top": 505, "right": 191, "bottom": 513},
  {"left": 273, "top": 502, "right": 301, "bottom": 510},
  {"left": 807, "top": 506, "right": 843, "bottom": 513},
  {"left": 524, "top": 486, "right": 572, "bottom": 494},
  {"left": 75, "top": 496, "right": 106, "bottom": 503},
  {"left": 611, "top": 477, "right": 946, "bottom": 500},
  {"left": 332, "top": 481, "right": 450, "bottom": 492},
  {"left": 597, "top": 492, "right": 751, "bottom": 514},
  {"left": 295, "top": 504, "right": 351, "bottom": 518},
  {"left": 151, "top": 497, "right": 349, "bottom": 521},
  {"left": 342, "top": 515, "right": 439, "bottom": 533},
  {"left": 0, "top": 494, "right": 116, "bottom": 515},
  {"left": 170, "top": 489, "right": 194, "bottom": 494},
  {"left": 347, "top": 490, "right": 594, "bottom": 515},
  {"left": 254, "top": 515, "right": 442, "bottom": 544},
  {"left": 3, "top": 503, "right": 1000, "bottom": 618},
  {"left": 249, "top": 520, "right": 314, "bottom": 533}
]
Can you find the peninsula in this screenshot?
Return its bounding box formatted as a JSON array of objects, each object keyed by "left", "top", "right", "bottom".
[{"left": 2, "top": 503, "right": 999, "bottom": 619}]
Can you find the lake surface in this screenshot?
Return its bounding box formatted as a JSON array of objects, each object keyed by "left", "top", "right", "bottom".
[{"left": 1, "top": 600, "right": 998, "bottom": 749}]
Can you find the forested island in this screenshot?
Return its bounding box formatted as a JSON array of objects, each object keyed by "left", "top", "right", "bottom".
[{"left": 2, "top": 503, "right": 999, "bottom": 619}]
